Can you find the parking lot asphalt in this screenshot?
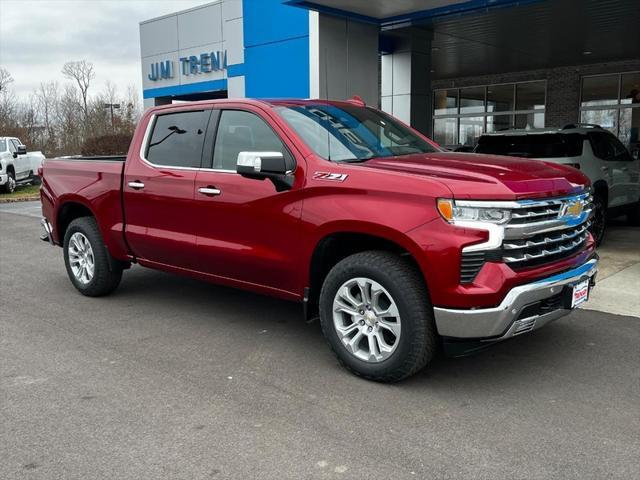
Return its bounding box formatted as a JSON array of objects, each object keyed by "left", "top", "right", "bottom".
[{"left": 1, "top": 207, "right": 639, "bottom": 480}]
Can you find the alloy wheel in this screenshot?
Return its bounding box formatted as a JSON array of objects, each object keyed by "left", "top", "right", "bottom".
[
  {"left": 7, "top": 174, "right": 16, "bottom": 193},
  {"left": 68, "top": 232, "right": 95, "bottom": 284},
  {"left": 332, "top": 277, "right": 401, "bottom": 363}
]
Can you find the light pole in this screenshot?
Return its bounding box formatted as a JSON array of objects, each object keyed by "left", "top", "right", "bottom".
[{"left": 104, "top": 103, "right": 121, "bottom": 128}]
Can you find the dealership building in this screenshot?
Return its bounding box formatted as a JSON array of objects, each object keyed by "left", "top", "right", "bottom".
[{"left": 139, "top": 0, "right": 640, "bottom": 151}]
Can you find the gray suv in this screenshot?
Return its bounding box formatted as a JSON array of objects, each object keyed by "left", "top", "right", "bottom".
[{"left": 475, "top": 124, "right": 640, "bottom": 245}]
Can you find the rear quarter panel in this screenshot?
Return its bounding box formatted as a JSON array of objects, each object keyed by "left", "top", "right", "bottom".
[{"left": 41, "top": 159, "right": 129, "bottom": 259}]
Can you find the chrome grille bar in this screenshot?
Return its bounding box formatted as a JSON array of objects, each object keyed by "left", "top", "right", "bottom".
[
  {"left": 503, "top": 234, "right": 588, "bottom": 264},
  {"left": 503, "top": 224, "right": 589, "bottom": 250}
]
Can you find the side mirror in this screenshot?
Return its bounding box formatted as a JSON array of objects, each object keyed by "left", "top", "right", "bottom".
[
  {"left": 236, "top": 151, "right": 293, "bottom": 191},
  {"left": 17, "top": 145, "right": 27, "bottom": 155}
]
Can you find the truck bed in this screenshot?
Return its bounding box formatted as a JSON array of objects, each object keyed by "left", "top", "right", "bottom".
[
  {"left": 51, "top": 155, "right": 127, "bottom": 162},
  {"left": 40, "top": 156, "right": 130, "bottom": 259}
]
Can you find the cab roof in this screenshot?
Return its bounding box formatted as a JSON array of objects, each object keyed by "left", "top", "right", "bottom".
[{"left": 148, "top": 97, "right": 368, "bottom": 113}]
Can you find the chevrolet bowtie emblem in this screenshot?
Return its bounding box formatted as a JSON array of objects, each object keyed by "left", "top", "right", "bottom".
[{"left": 561, "top": 201, "right": 583, "bottom": 217}]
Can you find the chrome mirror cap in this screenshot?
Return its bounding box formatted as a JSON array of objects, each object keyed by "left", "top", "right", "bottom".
[{"left": 236, "top": 151, "right": 284, "bottom": 173}]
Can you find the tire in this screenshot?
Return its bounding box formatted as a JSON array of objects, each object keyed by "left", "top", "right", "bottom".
[
  {"left": 63, "top": 217, "right": 123, "bottom": 297},
  {"left": 319, "top": 251, "right": 437, "bottom": 382},
  {"left": 2, "top": 170, "right": 16, "bottom": 193},
  {"left": 31, "top": 173, "right": 42, "bottom": 186},
  {"left": 589, "top": 195, "right": 606, "bottom": 247},
  {"left": 627, "top": 200, "right": 640, "bottom": 226}
]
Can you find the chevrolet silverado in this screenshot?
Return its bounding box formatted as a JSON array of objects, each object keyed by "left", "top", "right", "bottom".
[{"left": 40, "top": 98, "right": 598, "bottom": 382}]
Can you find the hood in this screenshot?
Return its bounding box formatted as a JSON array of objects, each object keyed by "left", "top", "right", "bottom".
[{"left": 363, "top": 152, "right": 589, "bottom": 200}]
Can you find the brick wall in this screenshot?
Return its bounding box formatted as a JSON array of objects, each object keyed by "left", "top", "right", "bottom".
[{"left": 431, "top": 59, "right": 640, "bottom": 128}]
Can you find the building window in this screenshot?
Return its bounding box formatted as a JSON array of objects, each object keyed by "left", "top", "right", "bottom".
[
  {"left": 432, "top": 81, "right": 546, "bottom": 148},
  {"left": 580, "top": 72, "right": 640, "bottom": 154}
]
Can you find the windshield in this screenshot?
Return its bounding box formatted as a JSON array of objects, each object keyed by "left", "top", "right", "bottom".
[{"left": 276, "top": 104, "right": 439, "bottom": 162}]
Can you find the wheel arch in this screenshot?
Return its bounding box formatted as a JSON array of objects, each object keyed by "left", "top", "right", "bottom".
[
  {"left": 305, "top": 223, "right": 427, "bottom": 316},
  {"left": 56, "top": 198, "right": 97, "bottom": 245}
]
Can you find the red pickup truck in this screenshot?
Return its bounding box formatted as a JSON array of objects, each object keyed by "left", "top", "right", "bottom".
[{"left": 40, "top": 98, "right": 598, "bottom": 382}]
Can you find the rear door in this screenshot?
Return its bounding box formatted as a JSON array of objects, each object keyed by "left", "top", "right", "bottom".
[
  {"left": 193, "top": 106, "right": 304, "bottom": 295},
  {"left": 123, "top": 107, "right": 213, "bottom": 268}
]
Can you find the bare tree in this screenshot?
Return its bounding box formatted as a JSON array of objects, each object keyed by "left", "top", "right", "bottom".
[
  {"left": 62, "top": 60, "right": 94, "bottom": 119},
  {"left": 36, "top": 81, "right": 59, "bottom": 148},
  {"left": 0, "top": 67, "right": 14, "bottom": 92},
  {"left": 0, "top": 67, "right": 17, "bottom": 130}
]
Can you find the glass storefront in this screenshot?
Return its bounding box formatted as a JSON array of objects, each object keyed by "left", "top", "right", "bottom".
[
  {"left": 580, "top": 72, "right": 640, "bottom": 156},
  {"left": 432, "top": 81, "right": 546, "bottom": 148}
]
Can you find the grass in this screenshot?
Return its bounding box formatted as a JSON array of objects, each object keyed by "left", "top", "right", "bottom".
[{"left": 0, "top": 184, "right": 40, "bottom": 202}]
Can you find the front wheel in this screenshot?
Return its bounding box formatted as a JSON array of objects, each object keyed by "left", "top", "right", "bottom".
[
  {"left": 2, "top": 171, "right": 16, "bottom": 193},
  {"left": 589, "top": 196, "right": 606, "bottom": 246},
  {"left": 319, "top": 251, "right": 437, "bottom": 382},
  {"left": 63, "top": 217, "right": 123, "bottom": 296}
]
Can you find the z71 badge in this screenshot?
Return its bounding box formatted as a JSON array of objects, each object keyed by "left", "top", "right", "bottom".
[{"left": 313, "top": 172, "right": 348, "bottom": 182}]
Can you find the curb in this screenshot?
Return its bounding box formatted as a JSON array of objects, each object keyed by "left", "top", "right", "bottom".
[{"left": 0, "top": 195, "right": 40, "bottom": 204}]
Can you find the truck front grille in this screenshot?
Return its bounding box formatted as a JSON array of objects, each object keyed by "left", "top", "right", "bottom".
[
  {"left": 502, "top": 224, "right": 590, "bottom": 267},
  {"left": 459, "top": 191, "right": 592, "bottom": 282},
  {"left": 501, "top": 191, "right": 592, "bottom": 269}
]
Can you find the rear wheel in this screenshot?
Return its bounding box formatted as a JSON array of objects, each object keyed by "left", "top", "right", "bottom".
[
  {"left": 2, "top": 171, "right": 16, "bottom": 193},
  {"left": 589, "top": 196, "right": 606, "bottom": 246},
  {"left": 319, "top": 251, "right": 437, "bottom": 382},
  {"left": 63, "top": 217, "right": 123, "bottom": 296}
]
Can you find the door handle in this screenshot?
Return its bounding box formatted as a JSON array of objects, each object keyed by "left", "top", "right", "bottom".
[
  {"left": 620, "top": 167, "right": 629, "bottom": 172},
  {"left": 198, "top": 186, "right": 221, "bottom": 196},
  {"left": 600, "top": 166, "right": 610, "bottom": 172},
  {"left": 128, "top": 181, "right": 145, "bottom": 190}
]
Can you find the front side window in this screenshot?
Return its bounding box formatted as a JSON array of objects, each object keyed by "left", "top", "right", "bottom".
[
  {"left": 7, "top": 140, "right": 16, "bottom": 154},
  {"left": 277, "top": 104, "right": 438, "bottom": 162},
  {"left": 213, "top": 110, "right": 286, "bottom": 170},
  {"left": 146, "top": 110, "right": 211, "bottom": 168}
]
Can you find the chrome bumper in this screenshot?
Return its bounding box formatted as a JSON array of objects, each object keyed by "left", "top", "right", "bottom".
[
  {"left": 40, "top": 217, "right": 54, "bottom": 245},
  {"left": 434, "top": 258, "right": 598, "bottom": 340}
]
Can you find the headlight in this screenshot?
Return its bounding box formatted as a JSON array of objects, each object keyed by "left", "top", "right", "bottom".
[{"left": 437, "top": 199, "right": 511, "bottom": 225}]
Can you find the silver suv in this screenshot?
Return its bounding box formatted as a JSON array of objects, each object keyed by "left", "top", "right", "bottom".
[{"left": 475, "top": 124, "right": 640, "bottom": 245}]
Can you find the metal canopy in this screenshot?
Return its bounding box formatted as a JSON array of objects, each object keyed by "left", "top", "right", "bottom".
[
  {"left": 289, "top": 0, "right": 640, "bottom": 80},
  {"left": 426, "top": 0, "right": 640, "bottom": 79}
]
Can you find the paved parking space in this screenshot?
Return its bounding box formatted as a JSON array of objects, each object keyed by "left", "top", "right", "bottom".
[{"left": 1, "top": 207, "right": 639, "bottom": 479}]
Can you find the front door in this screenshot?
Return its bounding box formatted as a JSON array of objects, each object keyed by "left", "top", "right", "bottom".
[
  {"left": 193, "top": 107, "right": 304, "bottom": 296},
  {"left": 124, "top": 108, "right": 213, "bottom": 269}
]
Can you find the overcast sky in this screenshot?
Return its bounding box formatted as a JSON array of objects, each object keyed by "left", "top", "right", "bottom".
[{"left": 0, "top": 0, "right": 207, "bottom": 99}]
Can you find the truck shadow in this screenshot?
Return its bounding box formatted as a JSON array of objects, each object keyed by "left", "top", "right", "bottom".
[{"left": 104, "top": 264, "right": 627, "bottom": 393}]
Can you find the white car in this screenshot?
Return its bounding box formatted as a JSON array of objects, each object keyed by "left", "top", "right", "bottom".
[
  {"left": 475, "top": 124, "right": 640, "bottom": 244},
  {"left": 0, "top": 137, "right": 46, "bottom": 193}
]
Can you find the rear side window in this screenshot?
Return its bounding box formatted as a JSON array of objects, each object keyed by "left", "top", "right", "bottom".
[
  {"left": 213, "top": 110, "right": 286, "bottom": 170},
  {"left": 146, "top": 110, "right": 211, "bottom": 168},
  {"left": 475, "top": 133, "right": 584, "bottom": 158},
  {"left": 0, "top": 140, "right": 6, "bottom": 151}
]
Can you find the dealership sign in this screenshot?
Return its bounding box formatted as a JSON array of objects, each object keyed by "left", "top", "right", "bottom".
[{"left": 148, "top": 50, "right": 227, "bottom": 81}]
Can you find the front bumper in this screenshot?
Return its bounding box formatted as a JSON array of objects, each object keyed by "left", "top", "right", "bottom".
[
  {"left": 0, "top": 173, "right": 7, "bottom": 185},
  {"left": 433, "top": 257, "right": 598, "bottom": 340}
]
